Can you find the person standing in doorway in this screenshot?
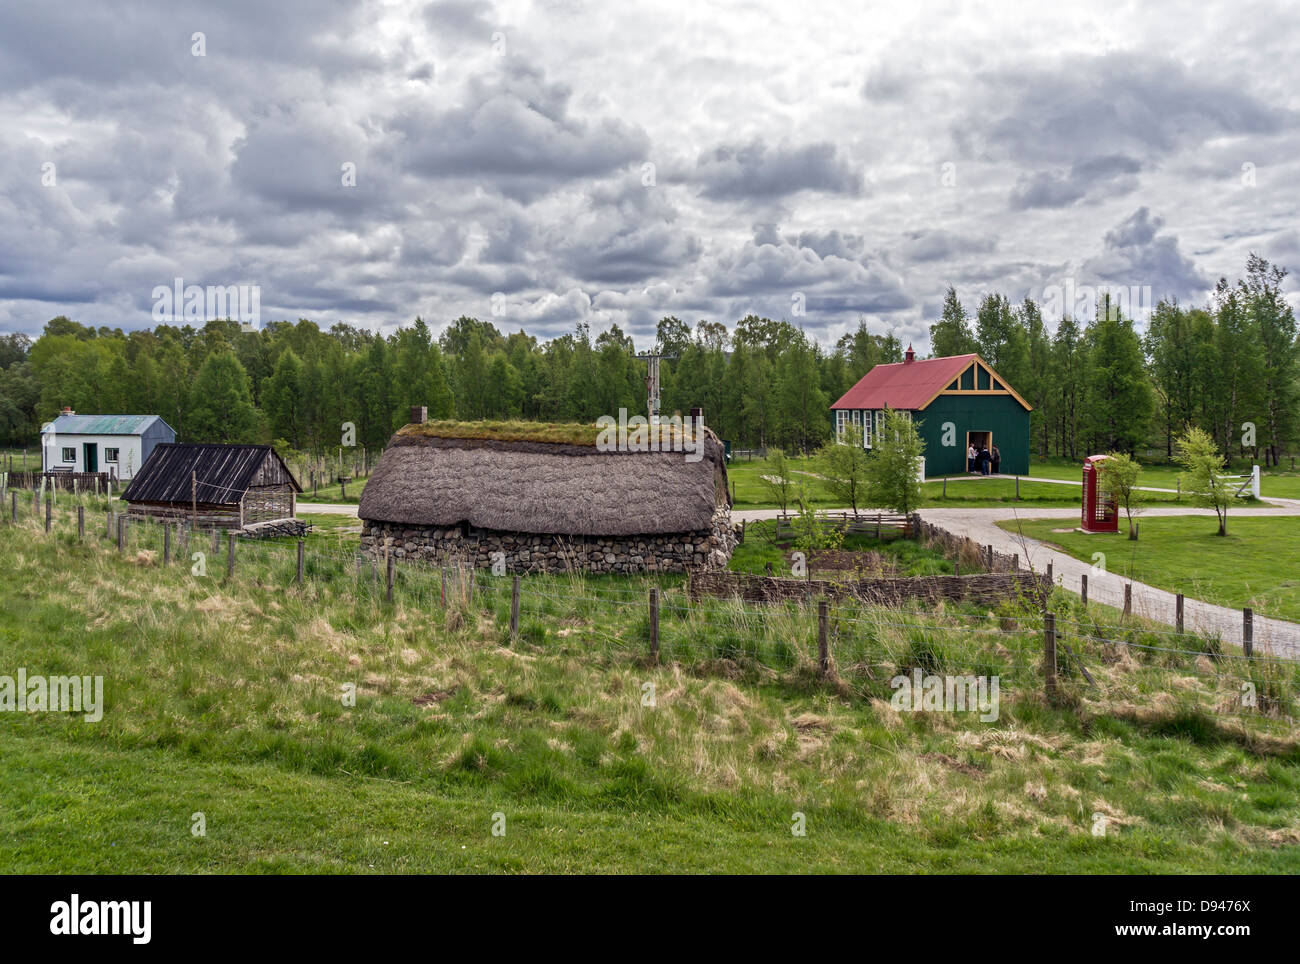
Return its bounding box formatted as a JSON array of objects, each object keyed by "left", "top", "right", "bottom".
[
  {"left": 991, "top": 444, "right": 1001, "bottom": 475},
  {"left": 979, "top": 445, "right": 991, "bottom": 475},
  {"left": 967, "top": 442, "right": 977, "bottom": 473}
]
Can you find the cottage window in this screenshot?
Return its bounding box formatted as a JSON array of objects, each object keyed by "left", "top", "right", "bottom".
[
  {"left": 105, "top": 448, "right": 119, "bottom": 463},
  {"left": 862, "top": 411, "right": 873, "bottom": 447},
  {"left": 61, "top": 447, "right": 75, "bottom": 462}
]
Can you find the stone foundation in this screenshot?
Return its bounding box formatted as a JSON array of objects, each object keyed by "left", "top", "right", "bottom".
[{"left": 361, "top": 505, "right": 736, "bottom": 574}]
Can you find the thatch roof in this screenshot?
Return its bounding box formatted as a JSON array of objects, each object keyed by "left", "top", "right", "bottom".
[{"left": 359, "top": 428, "right": 729, "bottom": 536}]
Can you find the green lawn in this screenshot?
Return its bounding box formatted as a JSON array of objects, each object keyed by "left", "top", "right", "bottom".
[
  {"left": 1028, "top": 455, "right": 1300, "bottom": 500},
  {"left": 728, "top": 456, "right": 1181, "bottom": 510},
  {"left": 998, "top": 516, "right": 1300, "bottom": 623},
  {"left": 297, "top": 477, "right": 368, "bottom": 504},
  {"left": 1, "top": 510, "right": 1299, "bottom": 872}
]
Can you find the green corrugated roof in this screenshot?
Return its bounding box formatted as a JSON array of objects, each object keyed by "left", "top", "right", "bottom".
[{"left": 45, "top": 414, "right": 160, "bottom": 435}]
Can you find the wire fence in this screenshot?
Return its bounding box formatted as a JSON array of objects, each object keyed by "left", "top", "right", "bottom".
[{"left": 7, "top": 500, "right": 1300, "bottom": 735}]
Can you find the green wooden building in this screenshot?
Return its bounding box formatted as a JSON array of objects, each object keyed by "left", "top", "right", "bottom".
[{"left": 830, "top": 347, "right": 1031, "bottom": 477}]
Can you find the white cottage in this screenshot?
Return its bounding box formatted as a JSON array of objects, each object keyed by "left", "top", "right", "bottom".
[{"left": 40, "top": 410, "right": 176, "bottom": 481}]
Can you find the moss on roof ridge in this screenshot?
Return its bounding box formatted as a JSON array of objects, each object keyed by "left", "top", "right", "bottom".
[
  {"left": 399, "top": 420, "right": 603, "bottom": 445},
  {"left": 398, "top": 418, "right": 705, "bottom": 447}
]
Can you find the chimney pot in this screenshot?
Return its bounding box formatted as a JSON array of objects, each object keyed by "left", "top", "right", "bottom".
[{"left": 904, "top": 344, "right": 915, "bottom": 364}]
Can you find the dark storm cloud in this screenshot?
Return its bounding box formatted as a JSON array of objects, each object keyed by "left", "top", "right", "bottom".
[
  {"left": 396, "top": 61, "right": 649, "bottom": 201},
  {"left": 1008, "top": 155, "right": 1142, "bottom": 210},
  {"left": 0, "top": 1, "right": 377, "bottom": 91},
  {"left": 897, "top": 230, "right": 996, "bottom": 263},
  {"left": 423, "top": 0, "right": 497, "bottom": 39},
  {"left": 554, "top": 172, "right": 702, "bottom": 284},
  {"left": 1081, "top": 207, "right": 1209, "bottom": 303},
  {"left": 691, "top": 139, "right": 863, "bottom": 201},
  {"left": 965, "top": 51, "right": 1293, "bottom": 166},
  {"left": 706, "top": 226, "right": 912, "bottom": 313}
]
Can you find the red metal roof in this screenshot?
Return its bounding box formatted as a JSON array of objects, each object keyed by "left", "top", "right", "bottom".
[{"left": 831, "top": 354, "right": 978, "bottom": 410}]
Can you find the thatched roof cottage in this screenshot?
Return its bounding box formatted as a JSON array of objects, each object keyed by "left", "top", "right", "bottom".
[{"left": 358, "top": 414, "right": 735, "bottom": 573}]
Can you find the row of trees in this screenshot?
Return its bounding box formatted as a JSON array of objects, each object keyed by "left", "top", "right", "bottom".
[
  {"left": 928, "top": 254, "right": 1297, "bottom": 464},
  {"left": 0, "top": 253, "right": 1293, "bottom": 464}
]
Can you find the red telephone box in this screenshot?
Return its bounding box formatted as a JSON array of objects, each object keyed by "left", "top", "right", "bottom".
[{"left": 1081, "top": 455, "right": 1118, "bottom": 533}]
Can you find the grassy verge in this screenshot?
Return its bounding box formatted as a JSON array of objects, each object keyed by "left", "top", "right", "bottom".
[
  {"left": 997, "top": 516, "right": 1300, "bottom": 623},
  {"left": 1, "top": 512, "right": 1298, "bottom": 872}
]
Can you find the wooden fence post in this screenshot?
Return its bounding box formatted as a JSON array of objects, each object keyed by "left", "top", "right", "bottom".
[
  {"left": 296, "top": 539, "right": 305, "bottom": 585},
  {"left": 340, "top": 479, "right": 347, "bottom": 501},
  {"left": 211, "top": 530, "right": 219, "bottom": 556},
  {"left": 1176, "top": 593, "right": 1185, "bottom": 634},
  {"left": 1016, "top": 476, "right": 1021, "bottom": 499},
  {"left": 648, "top": 586, "right": 660, "bottom": 663},
  {"left": 1123, "top": 583, "right": 1132, "bottom": 618},
  {"left": 10, "top": 491, "right": 16, "bottom": 523},
  {"left": 1012, "top": 553, "right": 1019, "bottom": 571},
  {"left": 44, "top": 496, "right": 51, "bottom": 533},
  {"left": 385, "top": 550, "right": 394, "bottom": 603},
  {"left": 953, "top": 560, "right": 960, "bottom": 577},
  {"left": 986, "top": 544, "right": 993, "bottom": 570},
  {"left": 226, "top": 533, "right": 235, "bottom": 578},
  {"left": 510, "top": 575, "right": 521, "bottom": 640},
  {"left": 1080, "top": 572, "right": 1088, "bottom": 605},
  {"left": 77, "top": 505, "right": 84, "bottom": 540},
  {"left": 1043, "top": 612, "right": 1058, "bottom": 703},
  {"left": 1243, "top": 608, "right": 1253, "bottom": 658},
  {"left": 1046, "top": 561, "right": 1053, "bottom": 583},
  {"left": 818, "top": 599, "right": 830, "bottom": 677},
  {"left": 164, "top": 523, "right": 171, "bottom": 565},
  {"left": 117, "top": 514, "right": 125, "bottom": 552},
  {"left": 105, "top": 509, "right": 112, "bottom": 538}
]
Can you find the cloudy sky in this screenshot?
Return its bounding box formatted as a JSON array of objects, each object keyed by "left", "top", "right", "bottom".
[{"left": 2, "top": 0, "right": 1297, "bottom": 351}]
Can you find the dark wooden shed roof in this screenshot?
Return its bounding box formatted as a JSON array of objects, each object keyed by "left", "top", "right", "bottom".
[{"left": 121, "top": 444, "right": 301, "bottom": 505}]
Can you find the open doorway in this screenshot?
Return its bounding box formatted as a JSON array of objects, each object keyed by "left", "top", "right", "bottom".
[{"left": 966, "top": 431, "right": 993, "bottom": 474}]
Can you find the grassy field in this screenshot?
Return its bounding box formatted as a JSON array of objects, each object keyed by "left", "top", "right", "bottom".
[
  {"left": 1028, "top": 455, "right": 1300, "bottom": 500},
  {"left": 1, "top": 508, "right": 1299, "bottom": 872},
  {"left": 297, "top": 477, "right": 367, "bottom": 504},
  {"left": 726, "top": 456, "right": 1194, "bottom": 510},
  {"left": 998, "top": 516, "right": 1300, "bottom": 623}
]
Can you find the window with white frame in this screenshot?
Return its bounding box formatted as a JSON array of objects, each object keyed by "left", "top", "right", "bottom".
[
  {"left": 105, "top": 448, "right": 119, "bottom": 463},
  {"left": 61, "top": 447, "right": 75, "bottom": 462}
]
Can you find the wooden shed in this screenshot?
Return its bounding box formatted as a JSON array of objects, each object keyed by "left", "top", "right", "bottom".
[
  {"left": 831, "top": 348, "right": 1032, "bottom": 477},
  {"left": 121, "top": 443, "right": 301, "bottom": 529}
]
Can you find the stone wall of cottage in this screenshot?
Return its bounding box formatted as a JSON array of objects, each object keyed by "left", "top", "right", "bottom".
[{"left": 361, "top": 505, "right": 736, "bottom": 574}]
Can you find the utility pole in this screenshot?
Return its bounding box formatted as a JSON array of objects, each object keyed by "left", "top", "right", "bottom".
[{"left": 634, "top": 351, "right": 678, "bottom": 423}]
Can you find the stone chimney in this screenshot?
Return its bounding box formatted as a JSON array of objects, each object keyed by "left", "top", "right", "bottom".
[
  {"left": 410, "top": 405, "right": 427, "bottom": 425},
  {"left": 689, "top": 406, "right": 704, "bottom": 425},
  {"left": 904, "top": 344, "right": 915, "bottom": 364}
]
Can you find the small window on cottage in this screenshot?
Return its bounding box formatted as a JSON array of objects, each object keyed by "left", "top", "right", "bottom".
[
  {"left": 105, "top": 448, "right": 119, "bottom": 463},
  {"left": 61, "top": 447, "right": 75, "bottom": 462}
]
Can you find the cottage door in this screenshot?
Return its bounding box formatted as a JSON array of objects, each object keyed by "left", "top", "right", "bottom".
[{"left": 83, "top": 443, "right": 98, "bottom": 473}]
